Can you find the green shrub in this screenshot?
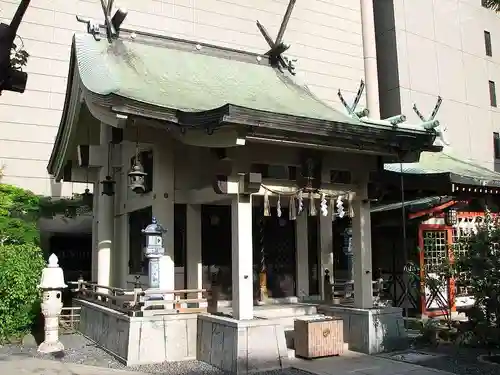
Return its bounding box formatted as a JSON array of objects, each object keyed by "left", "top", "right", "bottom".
[
  {"left": 0, "top": 216, "right": 39, "bottom": 246},
  {"left": 0, "top": 184, "right": 40, "bottom": 220},
  {"left": 0, "top": 243, "right": 45, "bottom": 342},
  {"left": 0, "top": 183, "right": 40, "bottom": 246}
]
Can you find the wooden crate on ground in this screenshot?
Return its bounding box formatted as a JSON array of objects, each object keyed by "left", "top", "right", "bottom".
[{"left": 294, "top": 315, "right": 344, "bottom": 359}]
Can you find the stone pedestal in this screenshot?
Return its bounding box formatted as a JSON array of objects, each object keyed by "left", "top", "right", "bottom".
[
  {"left": 318, "top": 305, "right": 406, "bottom": 354},
  {"left": 77, "top": 299, "right": 197, "bottom": 365},
  {"left": 197, "top": 314, "right": 288, "bottom": 374},
  {"left": 38, "top": 316, "right": 64, "bottom": 353}
]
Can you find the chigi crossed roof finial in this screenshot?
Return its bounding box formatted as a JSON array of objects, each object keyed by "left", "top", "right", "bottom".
[
  {"left": 76, "top": 0, "right": 128, "bottom": 42},
  {"left": 413, "top": 96, "right": 442, "bottom": 130},
  {"left": 338, "top": 80, "right": 406, "bottom": 125},
  {"left": 338, "top": 80, "right": 370, "bottom": 120},
  {"left": 339, "top": 80, "right": 446, "bottom": 144},
  {"left": 256, "top": 0, "right": 297, "bottom": 75},
  {"left": 413, "top": 96, "right": 449, "bottom": 146}
]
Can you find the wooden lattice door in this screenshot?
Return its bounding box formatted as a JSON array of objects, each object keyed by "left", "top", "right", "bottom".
[
  {"left": 452, "top": 226, "right": 471, "bottom": 299},
  {"left": 418, "top": 225, "right": 454, "bottom": 316}
]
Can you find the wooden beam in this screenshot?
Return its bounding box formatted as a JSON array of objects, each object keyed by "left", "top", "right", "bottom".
[
  {"left": 255, "top": 0, "right": 297, "bottom": 74},
  {"left": 174, "top": 181, "right": 357, "bottom": 204},
  {"left": 275, "top": 0, "right": 296, "bottom": 45},
  {"left": 408, "top": 200, "right": 457, "bottom": 220}
]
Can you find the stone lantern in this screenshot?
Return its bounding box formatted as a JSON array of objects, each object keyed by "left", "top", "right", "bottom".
[
  {"left": 142, "top": 217, "right": 166, "bottom": 289},
  {"left": 38, "top": 254, "right": 67, "bottom": 353}
]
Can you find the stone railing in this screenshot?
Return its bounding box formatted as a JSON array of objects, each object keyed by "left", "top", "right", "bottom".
[{"left": 72, "top": 280, "right": 208, "bottom": 316}]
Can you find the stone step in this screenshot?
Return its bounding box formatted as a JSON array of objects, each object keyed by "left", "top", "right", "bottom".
[
  {"left": 253, "top": 304, "right": 318, "bottom": 319},
  {"left": 267, "top": 314, "right": 326, "bottom": 331},
  {"left": 286, "top": 342, "right": 350, "bottom": 359}
]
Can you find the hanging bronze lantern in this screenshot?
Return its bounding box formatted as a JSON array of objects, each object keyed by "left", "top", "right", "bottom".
[
  {"left": 129, "top": 126, "right": 148, "bottom": 195},
  {"left": 101, "top": 175, "right": 116, "bottom": 196},
  {"left": 128, "top": 161, "right": 147, "bottom": 194},
  {"left": 444, "top": 208, "right": 458, "bottom": 226}
]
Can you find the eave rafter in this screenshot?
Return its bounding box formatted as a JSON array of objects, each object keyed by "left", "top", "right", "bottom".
[{"left": 109, "top": 100, "right": 437, "bottom": 155}]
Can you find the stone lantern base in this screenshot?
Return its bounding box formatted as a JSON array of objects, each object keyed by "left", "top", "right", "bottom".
[{"left": 38, "top": 340, "right": 64, "bottom": 354}]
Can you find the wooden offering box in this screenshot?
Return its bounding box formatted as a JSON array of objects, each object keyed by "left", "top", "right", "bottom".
[{"left": 294, "top": 315, "right": 344, "bottom": 359}]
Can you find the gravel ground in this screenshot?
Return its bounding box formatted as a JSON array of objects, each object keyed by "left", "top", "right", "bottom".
[
  {"left": 0, "top": 333, "right": 310, "bottom": 375},
  {"left": 383, "top": 344, "right": 500, "bottom": 375}
]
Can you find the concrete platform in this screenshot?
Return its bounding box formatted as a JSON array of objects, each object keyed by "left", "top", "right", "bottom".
[
  {"left": 197, "top": 313, "right": 289, "bottom": 374},
  {"left": 76, "top": 299, "right": 198, "bottom": 365},
  {"left": 218, "top": 302, "right": 318, "bottom": 319},
  {"left": 318, "top": 305, "right": 406, "bottom": 354},
  {"left": 76, "top": 297, "right": 407, "bottom": 367}
]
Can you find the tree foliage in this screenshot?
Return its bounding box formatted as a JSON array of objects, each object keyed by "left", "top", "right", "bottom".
[
  {"left": 0, "top": 170, "right": 92, "bottom": 340},
  {"left": 11, "top": 45, "right": 29, "bottom": 70},
  {"left": 0, "top": 184, "right": 40, "bottom": 245},
  {"left": 455, "top": 210, "right": 500, "bottom": 348},
  {"left": 0, "top": 177, "right": 43, "bottom": 340},
  {"left": 0, "top": 183, "right": 40, "bottom": 218},
  {"left": 0, "top": 243, "right": 45, "bottom": 342},
  {"left": 0, "top": 182, "right": 93, "bottom": 245}
]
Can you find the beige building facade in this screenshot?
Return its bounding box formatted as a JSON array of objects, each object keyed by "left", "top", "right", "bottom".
[
  {"left": 3, "top": 1, "right": 500, "bottom": 193},
  {"left": 375, "top": 0, "right": 500, "bottom": 170},
  {"left": 0, "top": 0, "right": 366, "bottom": 196}
]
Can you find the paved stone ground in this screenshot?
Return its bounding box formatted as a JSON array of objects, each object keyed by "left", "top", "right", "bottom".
[
  {"left": 4, "top": 332, "right": 488, "bottom": 375},
  {"left": 0, "top": 357, "right": 148, "bottom": 375},
  {"left": 378, "top": 345, "right": 500, "bottom": 375},
  {"left": 0, "top": 333, "right": 307, "bottom": 375},
  {"left": 293, "top": 351, "right": 457, "bottom": 375}
]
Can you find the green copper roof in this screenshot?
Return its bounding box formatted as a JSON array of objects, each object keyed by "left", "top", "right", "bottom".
[
  {"left": 371, "top": 196, "right": 450, "bottom": 214},
  {"left": 74, "top": 32, "right": 363, "bottom": 125},
  {"left": 48, "top": 29, "right": 440, "bottom": 182},
  {"left": 385, "top": 150, "right": 500, "bottom": 186}
]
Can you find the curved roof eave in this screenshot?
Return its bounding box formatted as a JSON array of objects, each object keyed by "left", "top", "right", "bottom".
[
  {"left": 47, "top": 30, "right": 441, "bottom": 176},
  {"left": 47, "top": 38, "right": 81, "bottom": 180}
]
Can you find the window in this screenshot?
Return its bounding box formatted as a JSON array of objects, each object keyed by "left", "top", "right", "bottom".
[
  {"left": 128, "top": 206, "right": 152, "bottom": 275},
  {"left": 485, "top": 30, "right": 492, "bottom": 56},
  {"left": 489, "top": 80, "right": 497, "bottom": 107},
  {"left": 330, "top": 170, "right": 352, "bottom": 184},
  {"left": 250, "top": 163, "right": 297, "bottom": 180},
  {"left": 494, "top": 132, "right": 500, "bottom": 159}
]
